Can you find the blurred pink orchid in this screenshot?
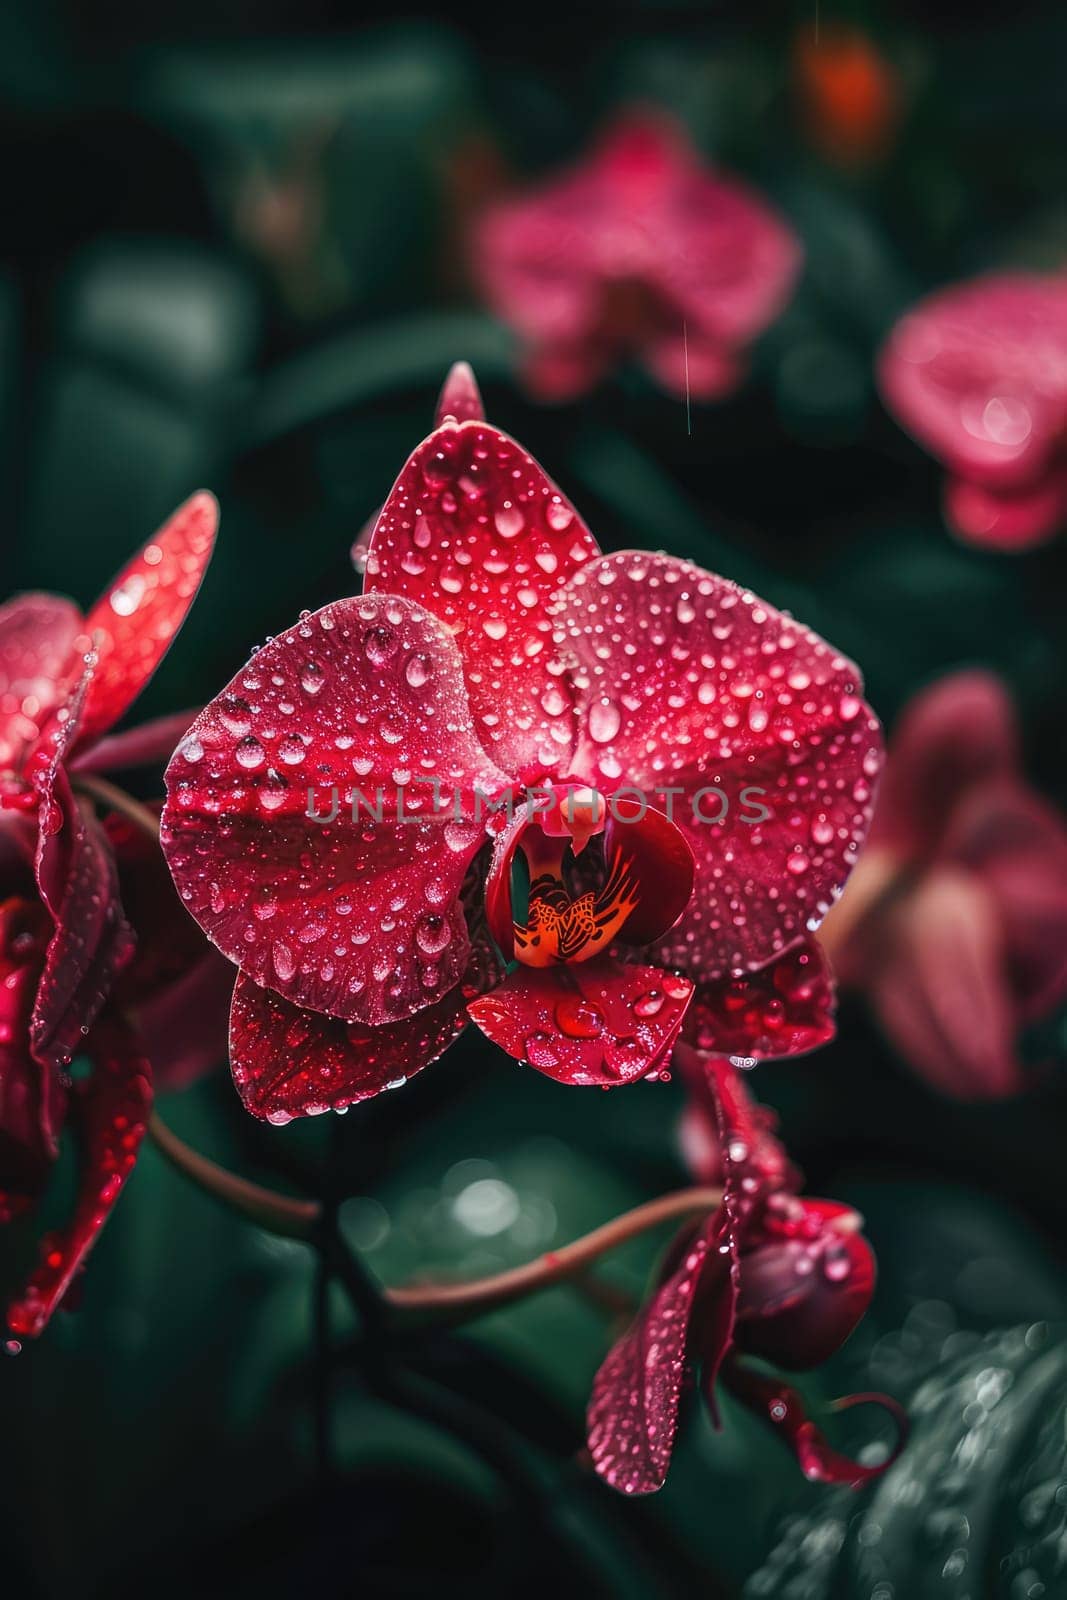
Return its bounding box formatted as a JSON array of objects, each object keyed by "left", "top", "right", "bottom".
[
  {"left": 823, "top": 670, "right": 1067, "bottom": 1098},
  {"left": 474, "top": 111, "right": 801, "bottom": 402},
  {"left": 879, "top": 273, "right": 1067, "bottom": 549}
]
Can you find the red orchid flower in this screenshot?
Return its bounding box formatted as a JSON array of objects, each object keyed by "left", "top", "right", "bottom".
[
  {"left": 879, "top": 273, "right": 1067, "bottom": 549},
  {"left": 474, "top": 112, "right": 801, "bottom": 403},
  {"left": 161, "top": 365, "right": 881, "bottom": 1125},
  {"left": 0, "top": 493, "right": 219, "bottom": 1335},
  {"left": 0, "top": 492, "right": 218, "bottom": 1070},
  {"left": 823, "top": 670, "right": 1067, "bottom": 1099},
  {"left": 587, "top": 1049, "right": 907, "bottom": 1495}
]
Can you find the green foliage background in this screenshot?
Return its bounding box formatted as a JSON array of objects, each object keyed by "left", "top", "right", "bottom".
[{"left": 1, "top": 4, "right": 1066, "bottom": 1596}]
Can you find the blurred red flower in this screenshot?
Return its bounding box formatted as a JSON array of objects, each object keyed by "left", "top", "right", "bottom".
[
  {"left": 824, "top": 670, "right": 1067, "bottom": 1098},
  {"left": 0, "top": 493, "right": 221, "bottom": 1335},
  {"left": 162, "top": 366, "right": 881, "bottom": 1123},
  {"left": 473, "top": 112, "right": 801, "bottom": 402},
  {"left": 587, "top": 1049, "right": 905, "bottom": 1495},
  {"left": 879, "top": 273, "right": 1067, "bottom": 549},
  {"left": 794, "top": 26, "right": 903, "bottom": 168}
]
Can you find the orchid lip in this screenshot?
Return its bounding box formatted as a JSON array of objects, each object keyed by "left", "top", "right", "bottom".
[{"left": 483, "top": 783, "right": 695, "bottom": 966}]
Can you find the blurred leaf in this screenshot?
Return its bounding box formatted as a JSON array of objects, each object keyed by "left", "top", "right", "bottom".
[{"left": 246, "top": 311, "right": 513, "bottom": 447}]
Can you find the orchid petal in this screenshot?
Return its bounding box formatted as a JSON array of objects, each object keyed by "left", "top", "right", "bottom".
[
  {"left": 7, "top": 1013, "right": 151, "bottom": 1338},
  {"left": 73, "top": 492, "right": 218, "bottom": 753},
  {"left": 674, "top": 1044, "right": 794, "bottom": 1191},
  {"left": 468, "top": 958, "right": 692, "bottom": 1086},
  {"left": 520, "top": 340, "right": 614, "bottom": 404},
  {"left": 870, "top": 669, "right": 1019, "bottom": 859},
  {"left": 476, "top": 112, "right": 799, "bottom": 402},
  {"left": 641, "top": 331, "right": 743, "bottom": 402},
  {"left": 943, "top": 776, "right": 1067, "bottom": 1023},
  {"left": 721, "top": 1361, "right": 907, "bottom": 1488},
  {"left": 434, "top": 361, "right": 485, "bottom": 425},
  {"left": 133, "top": 955, "right": 232, "bottom": 1091},
  {"left": 230, "top": 971, "right": 470, "bottom": 1123},
  {"left": 365, "top": 411, "right": 600, "bottom": 777},
  {"left": 945, "top": 467, "right": 1067, "bottom": 550},
  {"left": 684, "top": 936, "right": 836, "bottom": 1060},
  {"left": 0, "top": 594, "right": 82, "bottom": 772},
  {"left": 161, "top": 594, "right": 508, "bottom": 1027},
  {"left": 555, "top": 551, "right": 881, "bottom": 975},
  {"left": 0, "top": 898, "right": 61, "bottom": 1212},
  {"left": 870, "top": 866, "right": 1022, "bottom": 1099},
  {"left": 31, "top": 772, "right": 134, "bottom": 1074},
  {"left": 879, "top": 273, "right": 1067, "bottom": 493},
  {"left": 587, "top": 1207, "right": 730, "bottom": 1494},
  {"left": 70, "top": 708, "right": 202, "bottom": 774}
]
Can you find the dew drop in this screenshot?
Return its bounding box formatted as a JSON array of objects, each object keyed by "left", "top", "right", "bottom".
[
  {"left": 405, "top": 652, "right": 433, "bottom": 688},
  {"left": 109, "top": 574, "right": 147, "bottom": 616},
  {"left": 219, "top": 696, "right": 252, "bottom": 736},
  {"left": 273, "top": 942, "right": 295, "bottom": 981},
  {"left": 364, "top": 626, "right": 397, "bottom": 667},
  {"left": 525, "top": 1032, "right": 561, "bottom": 1068},
  {"left": 554, "top": 997, "right": 604, "bottom": 1039},
  {"left": 415, "top": 914, "right": 452, "bottom": 955},
  {"left": 495, "top": 505, "right": 525, "bottom": 539},
  {"left": 235, "top": 734, "right": 265, "bottom": 770}
]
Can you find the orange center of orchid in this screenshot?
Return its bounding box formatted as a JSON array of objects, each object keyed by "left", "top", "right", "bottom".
[{"left": 512, "top": 788, "right": 641, "bottom": 968}]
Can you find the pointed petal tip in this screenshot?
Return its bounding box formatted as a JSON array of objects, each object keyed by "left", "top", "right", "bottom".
[
  {"left": 184, "top": 488, "right": 219, "bottom": 524},
  {"left": 435, "top": 362, "right": 485, "bottom": 426}
]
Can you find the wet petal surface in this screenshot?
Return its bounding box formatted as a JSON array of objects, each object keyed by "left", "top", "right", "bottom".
[
  {"left": 0, "top": 898, "right": 61, "bottom": 1212},
  {"left": 0, "top": 594, "right": 82, "bottom": 772},
  {"left": 685, "top": 936, "right": 836, "bottom": 1059},
  {"left": 554, "top": 551, "right": 881, "bottom": 975},
  {"left": 7, "top": 1013, "right": 151, "bottom": 1338},
  {"left": 75, "top": 492, "right": 218, "bottom": 753},
  {"left": 587, "top": 1207, "right": 730, "bottom": 1494},
  {"left": 467, "top": 958, "right": 692, "bottom": 1086},
  {"left": 230, "top": 971, "right": 471, "bottom": 1123},
  {"left": 365, "top": 417, "right": 599, "bottom": 777},
  {"left": 162, "top": 594, "right": 507, "bottom": 1027}
]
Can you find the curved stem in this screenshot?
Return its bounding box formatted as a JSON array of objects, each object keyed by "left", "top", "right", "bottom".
[
  {"left": 73, "top": 773, "right": 162, "bottom": 842},
  {"left": 384, "top": 1185, "right": 723, "bottom": 1327},
  {"left": 148, "top": 1109, "right": 322, "bottom": 1240},
  {"left": 148, "top": 1105, "right": 719, "bottom": 1324}
]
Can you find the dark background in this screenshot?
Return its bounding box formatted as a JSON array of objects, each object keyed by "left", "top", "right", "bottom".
[{"left": 2, "top": 4, "right": 1067, "bottom": 1596}]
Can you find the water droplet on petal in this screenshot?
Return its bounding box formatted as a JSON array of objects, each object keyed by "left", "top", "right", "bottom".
[
  {"left": 554, "top": 997, "right": 604, "bottom": 1039},
  {"left": 588, "top": 697, "right": 621, "bottom": 744},
  {"left": 494, "top": 505, "right": 525, "bottom": 538},
  {"left": 405, "top": 652, "right": 433, "bottom": 688},
  {"left": 235, "top": 735, "right": 265, "bottom": 770}
]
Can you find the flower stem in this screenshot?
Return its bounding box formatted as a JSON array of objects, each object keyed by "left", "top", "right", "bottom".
[
  {"left": 150, "top": 1102, "right": 721, "bottom": 1324},
  {"left": 72, "top": 773, "right": 162, "bottom": 842},
  {"left": 383, "top": 1185, "right": 723, "bottom": 1327},
  {"left": 147, "top": 1109, "right": 322, "bottom": 1240}
]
